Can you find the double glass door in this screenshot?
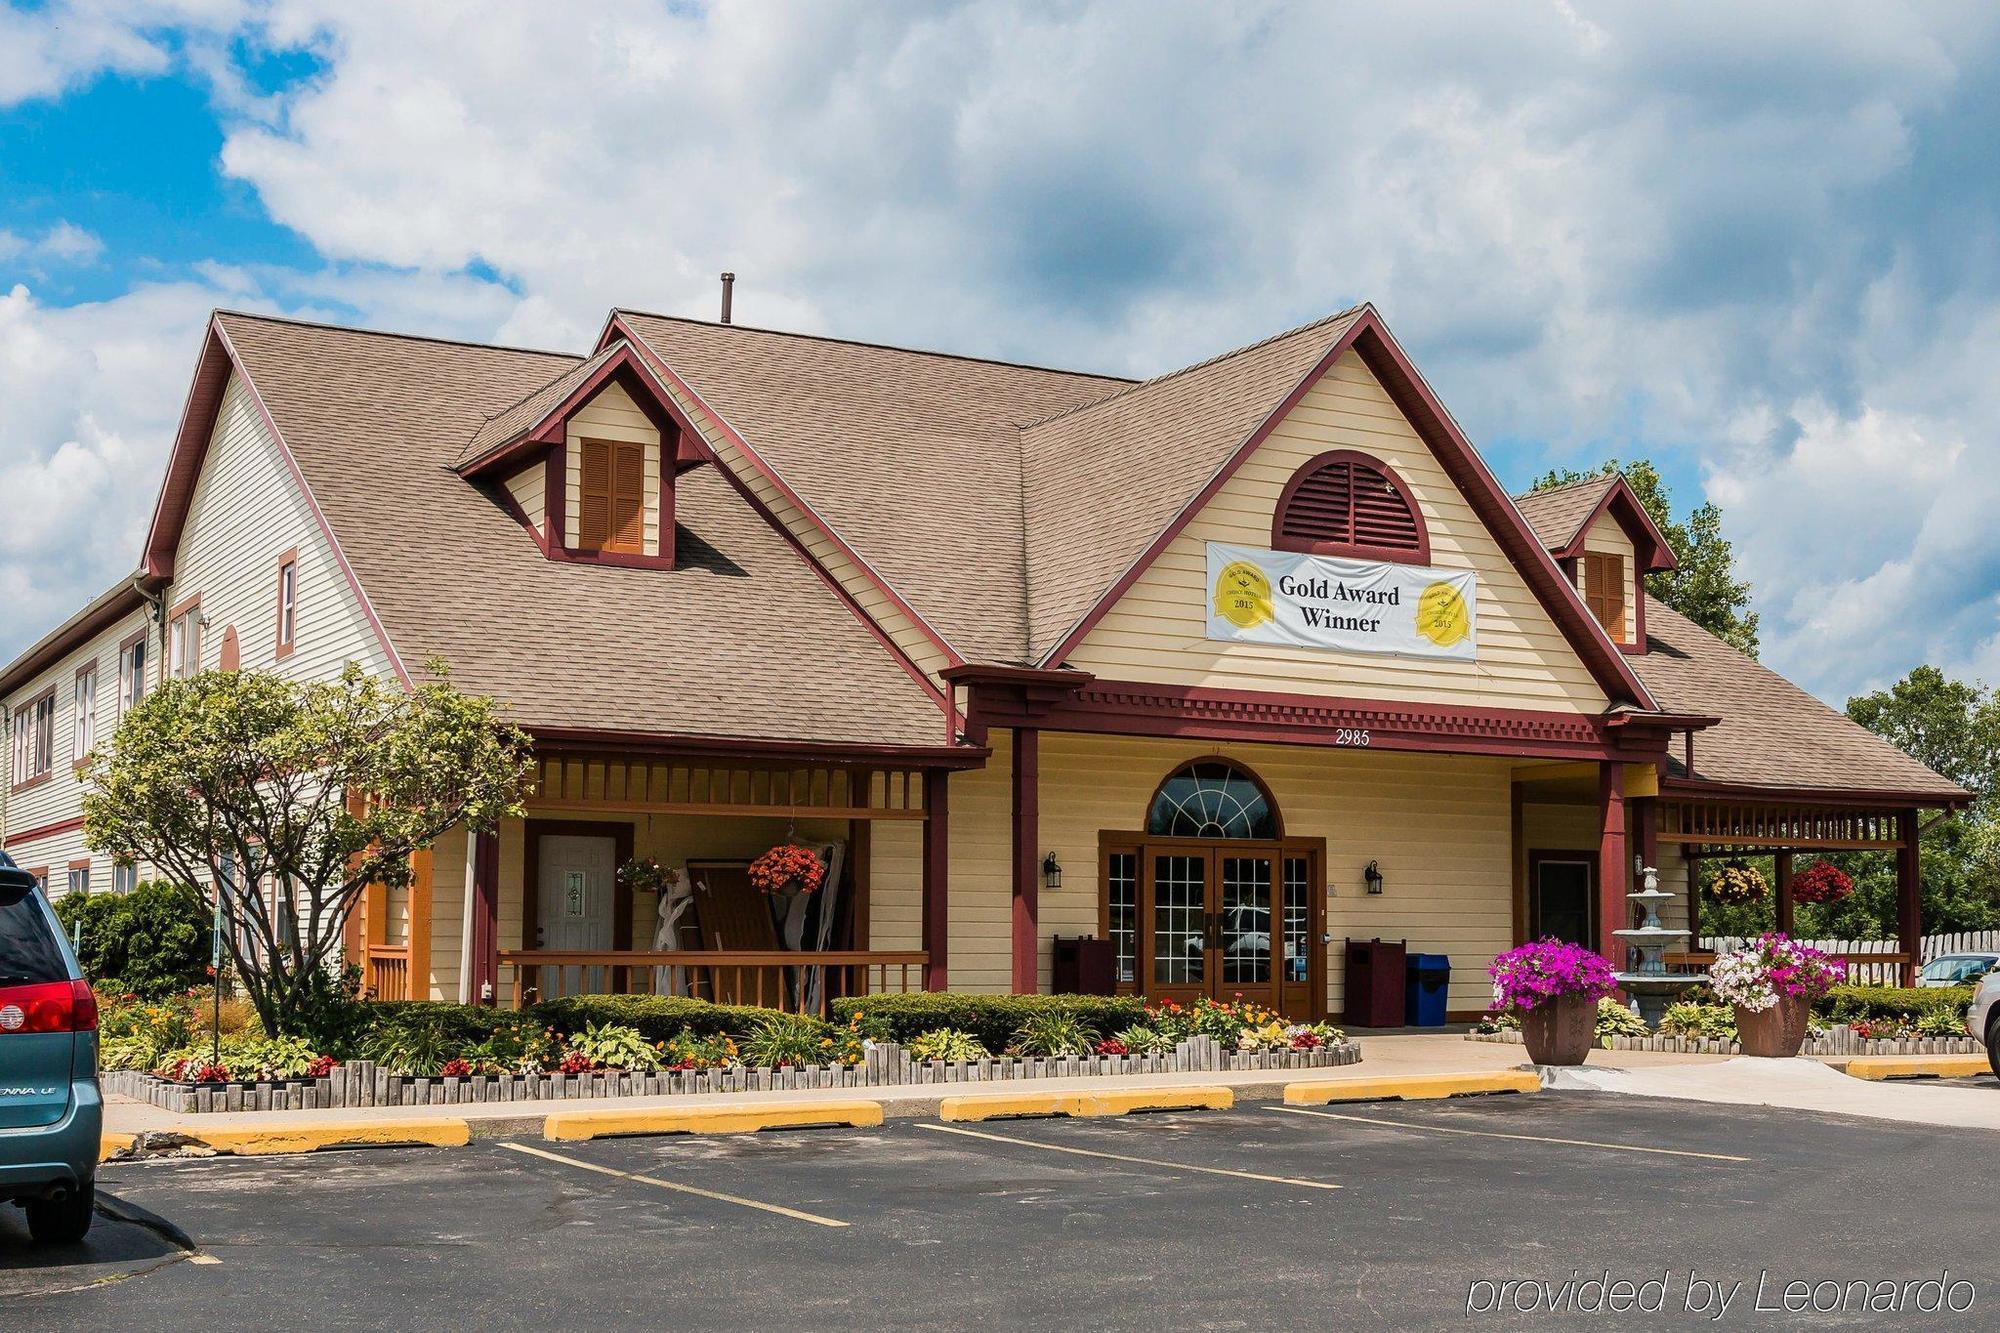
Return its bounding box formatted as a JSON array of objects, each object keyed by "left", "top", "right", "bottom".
[{"left": 1104, "top": 840, "right": 1321, "bottom": 1019}]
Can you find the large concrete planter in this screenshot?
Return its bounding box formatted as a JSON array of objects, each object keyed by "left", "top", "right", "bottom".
[
  {"left": 1520, "top": 992, "right": 1596, "bottom": 1066},
  {"left": 1734, "top": 995, "right": 1810, "bottom": 1058}
]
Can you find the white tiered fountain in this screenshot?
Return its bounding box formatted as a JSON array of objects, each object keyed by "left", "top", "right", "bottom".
[{"left": 1612, "top": 866, "right": 1705, "bottom": 1028}]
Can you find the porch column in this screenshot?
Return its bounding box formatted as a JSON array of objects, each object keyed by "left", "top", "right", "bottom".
[
  {"left": 470, "top": 827, "right": 500, "bottom": 1005},
  {"left": 1774, "top": 851, "right": 1795, "bottom": 937},
  {"left": 1010, "top": 728, "right": 1039, "bottom": 994},
  {"left": 1597, "top": 763, "right": 1627, "bottom": 969},
  {"left": 1896, "top": 808, "right": 1921, "bottom": 987},
  {"left": 923, "top": 769, "right": 950, "bottom": 991}
]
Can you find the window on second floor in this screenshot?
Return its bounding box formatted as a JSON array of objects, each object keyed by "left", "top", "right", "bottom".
[
  {"left": 66, "top": 864, "right": 90, "bottom": 898},
  {"left": 1582, "top": 551, "right": 1630, "bottom": 644},
  {"left": 168, "top": 601, "right": 202, "bottom": 679},
  {"left": 118, "top": 635, "right": 149, "bottom": 717},
  {"left": 72, "top": 664, "right": 96, "bottom": 766},
  {"left": 577, "top": 438, "right": 646, "bottom": 554},
  {"left": 113, "top": 861, "right": 138, "bottom": 896},
  {"left": 11, "top": 691, "right": 56, "bottom": 787},
  {"left": 275, "top": 553, "right": 298, "bottom": 659}
]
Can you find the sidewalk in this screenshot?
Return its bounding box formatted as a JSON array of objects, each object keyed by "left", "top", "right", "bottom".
[
  {"left": 103, "top": 1034, "right": 1724, "bottom": 1143},
  {"left": 1554, "top": 1054, "right": 2000, "bottom": 1131}
]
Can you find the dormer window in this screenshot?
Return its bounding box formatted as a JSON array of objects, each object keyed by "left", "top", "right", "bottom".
[
  {"left": 577, "top": 438, "right": 646, "bottom": 554},
  {"left": 1272, "top": 450, "right": 1430, "bottom": 563},
  {"left": 1582, "top": 551, "right": 1630, "bottom": 644}
]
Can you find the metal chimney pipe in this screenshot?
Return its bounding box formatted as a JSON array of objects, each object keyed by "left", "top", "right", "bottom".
[{"left": 720, "top": 272, "right": 735, "bottom": 324}]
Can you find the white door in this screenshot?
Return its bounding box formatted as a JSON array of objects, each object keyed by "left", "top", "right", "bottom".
[{"left": 537, "top": 834, "right": 618, "bottom": 997}]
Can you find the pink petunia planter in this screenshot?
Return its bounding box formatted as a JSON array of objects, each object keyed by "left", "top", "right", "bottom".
[
  {"left": 1520, "top": 992, "right": 1597, "bottom": 1066},
  {"left": 1734, "top": 994, "right": 1811, "bottom": 1058}
]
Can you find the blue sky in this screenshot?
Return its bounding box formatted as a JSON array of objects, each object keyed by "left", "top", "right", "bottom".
[{"left": 4, "top": 1, "right": 2000, "bottom": 706}]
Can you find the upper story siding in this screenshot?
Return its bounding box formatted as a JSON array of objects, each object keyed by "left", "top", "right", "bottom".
[{"left": 1061, "top": 352, "right": 1613, "bottom": 712}]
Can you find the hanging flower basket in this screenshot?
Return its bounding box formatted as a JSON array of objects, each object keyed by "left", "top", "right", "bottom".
[
  {"left": 748, "top": 843, "right": 826, "bottom": 895},
  {"left": 1706, "top": 859, "right": 1768, "bottom": 905},
  {"left": 616, "top": 856, "right": 680, "bottom": 895},
  {"left": 1790, "top": 859, "right": 1854, "bottom": 905}
]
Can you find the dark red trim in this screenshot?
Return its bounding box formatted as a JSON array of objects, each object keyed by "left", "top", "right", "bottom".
[
  {"left": 1896, "top": 810, "right": 1920, "bottom": 987},
  {"left": 544, "top": 447, "right": 566, "bottom": 546},
  {"left": 1659, "top": 776, "right": 1970, "bottom": 810},
  {"left": 459, "top": 347, "right": 677, "bottom": 478},
  {"left": 273, "top": 548, "right": 299, "bottom": 661},
  {"left": 470, "top": 828, "right": 500, "bottom": 1004},
  {"left": 606, "top": 314, "right": 964, "bottom": 671},
  {"left": 960, "top": 674, "right": 1672, "bottom": 761},
  {"left": 922, "top": 769, "right": 950, "bottom": 990},
  {"left": 549, "top": 547, "right": 677, "bottom": 571},
  {"left": 1597, "top": 762, "right": 1626, "bottom": 968},
  {"left": 2, "top": 814, "right": 86, "bottom": 849},
  {"left": 529, "top": 725, "right": 986, "bottom": 769},
  {"left": 1270, "top": 448, "right": 1432, "bottom": 564},
  {"left": 0, "top": 581, "right": 145, "bottom": 699},
  {"left": 1011, "top": 727, "right": 1039, "bottom": 994}
]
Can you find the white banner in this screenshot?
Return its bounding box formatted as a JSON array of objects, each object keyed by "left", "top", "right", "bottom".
[{"left": 1205, "top": 542, "right": 1477, "bottom": 659}]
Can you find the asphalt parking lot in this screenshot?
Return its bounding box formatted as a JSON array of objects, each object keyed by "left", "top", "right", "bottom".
[{"left": 6, "top": 1089, "right": 1995, "bottom": 1330}]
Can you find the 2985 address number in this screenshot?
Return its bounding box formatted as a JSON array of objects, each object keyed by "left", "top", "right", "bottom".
[{"left": 1334, "top": 728, "right": 1371, "bottom": 747}]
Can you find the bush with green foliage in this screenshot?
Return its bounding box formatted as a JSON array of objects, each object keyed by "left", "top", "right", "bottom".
[
  {"left": 1594, "top": 998, "right": 1649, "bottom": 1041},
  {"left": 1658, "top": 1002, "right": 1737, "bottom": 1042},
  {"left": 738, "top": 1011, "right": 835, "bottom": 1068},
  {"left": 565, "top": 1021, "right": 661, "bottom": 1072},
  {"left": 831, "top": 993, "right": 1146, "bottom": 1050},
  {"left": 907, "top": 1027, "right": 990, "bottom": 1062},
  {"left": 1814, "top": 985, "right": 1972, "bottom": 1025},
  {"left": 1009, "top": 1011, "right": 1096, "bottom": 1057},
  {"left": 52, "top": 880, "right": 210, "bottom": 996},
  {"left": 533, "top": 994, "right": 781, "bottom": 1043}
]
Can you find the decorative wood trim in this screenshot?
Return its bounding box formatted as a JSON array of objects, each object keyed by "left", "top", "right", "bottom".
[
  {"left": 4, "top": 814, "right": 87, "bottom": 851},
  {"left": 1270, "top": 448, "right": 1432, "bottom": 563}
]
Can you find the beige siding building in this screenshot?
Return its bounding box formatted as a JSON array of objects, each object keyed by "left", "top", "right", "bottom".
[{"left": 3, "top": 301, "right": 1967, "bottom": 1020}]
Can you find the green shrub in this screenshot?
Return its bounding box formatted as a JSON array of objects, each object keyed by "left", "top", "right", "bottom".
[
  {"left": 1112, "top": 1023, "right": 1170, "bottom": 1054},
  {"left": 1814, "top": 985, "right": 1972, "bottom": 1025},
  {"left": 531, "top": 994, "right": 779, "bottom": 1042},
  {"left": 907, "top": 1028, "right": 989, "bottom": 1062},
  {"left": 831, "top": 993, "right": 1146, "bottom": 1050},
  {"left": 1594, "top": 998, "right": 1649, "bottom": 1041},
  {"left": 1658, "top": 1002, "right": 1737, "bottom": 1041},
  {"left": 738, "top": 1011, "right": 834, "bottom": 1068},
  {"left": 52, "top": 879, "right": 210, "bottom": 996},
  {"left": 1010, "top": 1011, "right": 1096, "bottom": 1057},
  {"left": 565, "top": 1021, "right": 661, "bottom": 1072}
]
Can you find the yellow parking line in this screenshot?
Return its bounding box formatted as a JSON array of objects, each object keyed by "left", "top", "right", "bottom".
[
  {"left": 1267, "top": 1105, "right": 1750, "bottom": 1162},
  {"left": 916, "top": 1122, "right": 1340, "bottom": 1190},
  {"left": 499, "top": 1141, "right": 848, "bottom": 1227}
]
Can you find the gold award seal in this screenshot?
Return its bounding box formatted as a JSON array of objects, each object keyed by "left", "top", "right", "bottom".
[
  {"left": 1214, "top": 560, "right": 1273, "bottom": 630},
  {"left": 1416, "top": 580, "right": 1470, "bottom": 648}
]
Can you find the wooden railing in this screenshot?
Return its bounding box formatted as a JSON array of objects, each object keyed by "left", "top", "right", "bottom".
[
  {"left": 497, "top": 950, "right": 928, "bottom": 1016},
  {"left": 1666, "top": 951, "right": 1915, "bottom": 987},
  {"left": 367, "top": 946, "right": 412, "bottom": 1001}
]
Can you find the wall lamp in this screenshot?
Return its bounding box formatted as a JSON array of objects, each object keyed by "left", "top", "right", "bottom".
[
  {"left": 1364, "top": 860, "right": 1384, "bottom": 895},
  {"left": 1042, "top": 852, "right": 1062, "bottom": 890}
]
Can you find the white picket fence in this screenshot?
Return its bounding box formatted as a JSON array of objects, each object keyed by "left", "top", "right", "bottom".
[{"left": 1699, "top": 931, "right": 2000, "bottom": 986}]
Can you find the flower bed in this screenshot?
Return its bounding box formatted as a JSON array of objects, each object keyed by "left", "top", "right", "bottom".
[
  {"left": 1466, "top": 1025, "right": 1983, "bottom": 1058},
  {"left": 104, "top": 1033, "right": 1362, "bottom": 1114}
]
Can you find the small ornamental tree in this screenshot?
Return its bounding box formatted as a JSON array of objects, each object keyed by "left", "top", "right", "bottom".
[{"left": 81, "top": 662, "right": 533, "bottom": 1037}]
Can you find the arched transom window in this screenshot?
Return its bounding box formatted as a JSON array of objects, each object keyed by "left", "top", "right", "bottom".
[
  {"left": 1272, "top": 449, "right": 1430, "bottom": 563},
  {"left": 1147, "top": 760, "right": 1280, "bottom": 840}
]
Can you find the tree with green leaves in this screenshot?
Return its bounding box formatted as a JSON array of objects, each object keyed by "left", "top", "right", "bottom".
[
  {"left": 1529, "top": 458, "right": 1760, "bottom": 656},
  {"left": 82, "top": 662, "right": 534, "bottom": 1036}
]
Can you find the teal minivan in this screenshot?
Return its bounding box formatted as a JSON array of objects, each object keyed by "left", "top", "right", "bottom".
[{"left": 0, "top": 856, "right": 101, "bottom": 1243}]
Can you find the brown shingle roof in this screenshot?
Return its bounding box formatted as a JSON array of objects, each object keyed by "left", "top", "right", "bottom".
[
  {"left": 615, "top": 312, "right": 1131, "bottom": 665},
  {"left": 1514, "top": 476, "right": 1618, "bottom": 553},
  {"left": 1635, "top": 597, "right": 1966, "bottom": 801},
  {"left": 459, "top": 341, "right": 627, "bottom": 466},
  {"left": 215, "top": 313, "right": 946, "bottom": 749}
]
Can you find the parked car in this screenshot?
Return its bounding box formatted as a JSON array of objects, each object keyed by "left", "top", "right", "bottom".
[
  {"left": 1919, "top": 953, "right": 2000, "bottom": 987},
  {"left": 0, "top": 857, "right": 102, "bottom": 1243}
]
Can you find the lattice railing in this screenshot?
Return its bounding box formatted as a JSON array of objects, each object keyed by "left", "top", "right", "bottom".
[{"left": 1659, "top": 799, "right": 1907, "bottom": 850}]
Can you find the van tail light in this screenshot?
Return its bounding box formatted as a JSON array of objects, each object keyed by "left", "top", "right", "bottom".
[{"left": 0, "top": 979, "right": 97, "bottom": 1034}]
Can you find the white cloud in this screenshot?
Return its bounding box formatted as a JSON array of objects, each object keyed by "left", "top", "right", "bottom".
[
  {"left": 0, "top": 222, "right": 105, "bottom": 268},
  {"left": 8, "top": 1, "right": 2000, "bottom": 705}
]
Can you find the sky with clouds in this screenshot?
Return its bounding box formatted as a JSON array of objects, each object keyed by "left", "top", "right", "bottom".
[{"left": 3, "top": 0, "right": 1998, "bottom": 705}]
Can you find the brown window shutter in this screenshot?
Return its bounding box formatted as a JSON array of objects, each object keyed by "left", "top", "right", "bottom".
[
  {"left": 610, "top": 442, "right": 645, "bottom": 553},
  {"left": 1585, "top": 553, "right": 1627, "bottom": 641},
  {"left": 579, "top": 440, "right": 612, "bottom": 551}
]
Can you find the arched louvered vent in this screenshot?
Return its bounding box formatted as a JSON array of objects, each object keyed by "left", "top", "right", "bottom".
[{"left": 1272, "top": 450, "right": 1430, "bottom": 563}]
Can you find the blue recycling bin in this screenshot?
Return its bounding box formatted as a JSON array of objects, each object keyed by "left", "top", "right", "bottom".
[{"left": 1404, "top": 954, "right": 1450, "bottom": 1027}]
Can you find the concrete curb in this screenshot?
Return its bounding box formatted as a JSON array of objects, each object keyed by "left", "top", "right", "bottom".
[
  {"left": 938, "top": 1086, "right": 1233, "bottom": 1122},
  {"left": 545, "top": 1101, "right": 885, "bottom": 1141},
  {"left": 121, "top": 1119, "right": 472, "bottom": 1156},
  {"left": 1284, "top": 1071, "right": 1541, "bottom": 1104},
  {"left": 1838, "top": 1054, "right": 1992, "bottom": 1082}
]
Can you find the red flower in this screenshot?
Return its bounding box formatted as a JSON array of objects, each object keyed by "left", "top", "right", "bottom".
[
  {"left": 439, "top": 1057, "right": 473, "bottom": 1078},
  {"left": 1094, "top": 1038, "right": 1129, "bottom": 1056},
  {"left": 306, "top": 1054, "right": 337, "bottom": 1078},
  {"left": 1791, "top": 860, "right": 1855, "bottom": 905},
  {"left": 748, "top": 843, "right": 827, "bottom": 895},
  {"left": 559, "top": 1050, "right": 593, "bottom": 1075}
]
